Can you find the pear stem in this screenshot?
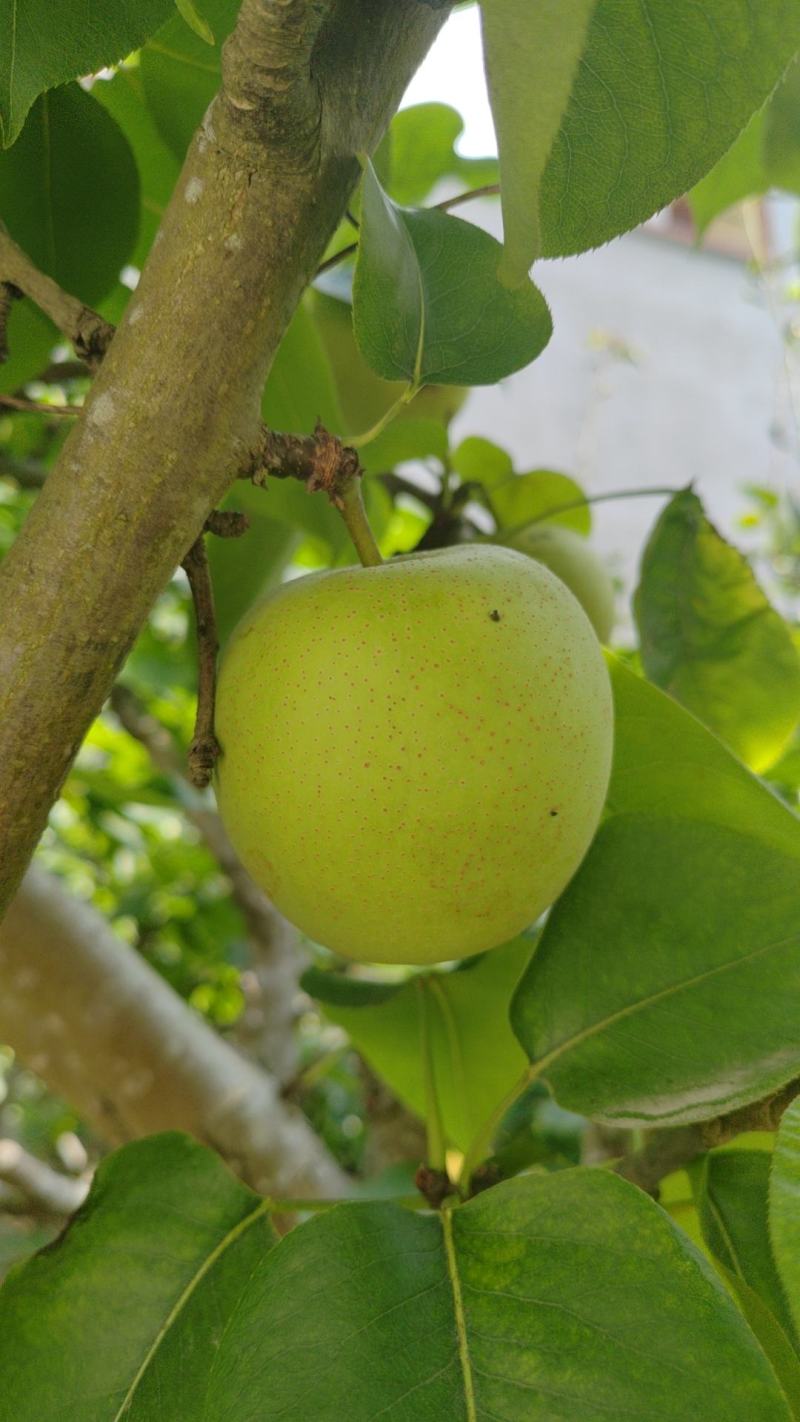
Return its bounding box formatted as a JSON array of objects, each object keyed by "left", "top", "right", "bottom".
[{"left": 338, "top": 477, "right": 384, "bottom": 567}]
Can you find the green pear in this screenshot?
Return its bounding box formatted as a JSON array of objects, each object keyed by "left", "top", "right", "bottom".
[
  {"left": 215, "top": 545, "right": 613, "bottom": 965},
  {"left": 503, "top": 523, "right": 615, "bottom": 643}
]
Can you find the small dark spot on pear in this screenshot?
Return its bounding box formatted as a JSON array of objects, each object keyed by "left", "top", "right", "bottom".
[
  {"left": 549, "top": 808, "right": 558, "bottom": 817},
  {"left": 489, "top": 609, "right": 501, "bottom": 622}
]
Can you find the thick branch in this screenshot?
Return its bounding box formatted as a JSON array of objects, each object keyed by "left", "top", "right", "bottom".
[
  {"left": 110, "top": 683, "right": 302, "bottom": 1083},
  {"left": 0, "top": 0, "right": 446, "bottom": 915},
  {"left": 0, "top": 228, "right": 114, "bottom": 369},
  {"left": 0, "top": 867, "right": 348, "bottom": 1197}
]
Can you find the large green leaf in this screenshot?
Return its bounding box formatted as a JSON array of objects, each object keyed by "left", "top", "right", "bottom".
[
  {"left": 699, "top": 1149, "right": 796, "bottom": 1342},
  {"left": 93, "top": 67, "right": 180, "bottom": 267},
  {"left": 480, "top": 0, "right": 594, "bottom": 281},
  {"left": 0, "top": 0, "right": 173, "bottom": 147},
  {"left": 486, "top": 0, "right": 800, "bottom": 266},
  {"left": 353, "top": 160, "right": 552, "bottom": 387},
  {"left": 771, "top": 1097, "right": 800, "bottom": 1337},
  {"left": 202, "top": 1171, "right": 790, "bottom": 1420},
  {"left": 1, "top": 1143, "right": 792, "bottom": 1418},
  {"left": 304, "top": 936, "right": 533, "bottom": 1153},
  {"left": 0, "top": 84, "right": 139, "bottom": 391},
  {"left": 0, "top": 1134, "right": 274, "bottom": 1422},
  {"left": 140, "top": 0, "right": 238, "bottom": 159},
  {"left": 635, "top": 490, "right": 800, "bottom": 772},
  {"left": 512, "top": 660, "right": 800, "bottom": 1128}
]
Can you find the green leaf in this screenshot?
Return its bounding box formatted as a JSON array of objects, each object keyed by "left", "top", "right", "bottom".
[
  {"left": 514, "top": 0, "right": 800, "bottom": 260},
  {"left": 383, "top": 102, "right": 498, "bottom": 207},
  {"left": 512, "top": 659, "right": 800, "bottom": 1127},
  {"left": 635, "top": 490, "right": 800, "bottom": 772},
  {"left": 190, "top": 1171, "right": 793, "bottom": 1420},
  {"left": 0, "top": 84, "right": 138, "bottom": 389},
  {"left": 764, "top": 58, "right": 800, "bottom": 193},
  {"left": 0, "top": 0, "right": 174, "bottom": 147},
  {"left": 93, "top": 67, "right": 181, "bottom": 267},
  {"left": 715, "top": 1265, "right": 800, "bottom": 1420},
  {"left": 0, "top": 1133, "right": 274, "bottom": 1422},
  {"left": 0, "top": 85, "right": 139, "bottom": 305},
  {"left": 480, "top": 0, "right": 595, "bottom": 281},
  {"left": 306, "top": 937, "right": 534, "bottom": 1153},
  {"left": 140, "top": 0, "right": 238, "bottom": 159},
  {"left": 353, "top": 160, "right": 552, "bottom": 387},
  {"left": 771, "top": 1097, "right": 800, "bottom": 1338},
  {"left": 699, "top": 1149, "right": 796, "bottom": 1342},
  {"left": 175, "top": 0, "right": 214, "bottom": 44},
  {"left": 451, "top": 435, "right": 513, "bottom": 489},
  {"left": 492, "top": 469, "right": 590, "bottom": 536},
  {"left": 689, "top": 111, "right": 769, "bottom": 238}
]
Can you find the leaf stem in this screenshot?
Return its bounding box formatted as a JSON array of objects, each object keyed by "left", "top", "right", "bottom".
[
  {"left": 458, "top": 1067, "right": 532, "bottom": 1190},
  {"left": 347, "top": 386, "right": 416, "bottom": 450},
  {"left": 338, "top": 477, "right": 384, "bottom": 567},
  {"left": 492, "top": 484, "right": 684, "bottom": 540},
  {"left": 418, "top": 977, "right": 447, "bottom": 1170}
]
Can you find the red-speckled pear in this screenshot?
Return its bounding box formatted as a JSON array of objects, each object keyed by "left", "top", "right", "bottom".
[
  {"left": 215, "top": 545, "right": 613, "bottom": 965},
  {"left": 504, "top": 524, "right": 615, "bottom": 643}
]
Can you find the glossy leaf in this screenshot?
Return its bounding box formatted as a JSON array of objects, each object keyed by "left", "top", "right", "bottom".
[
  {"left": 0, "top": 0, "right": 173, "bottom": 147},
  {"left": 200, "top": 1170, "right": 790, "bottom": 1420},
  {"left": 699, "top": 1149, "right": 795, "bottom": 1341},
  {"left": 764, "top": 58, "right": 800, "bottom": 193},
  {"left": 0, "top": 84, "right": 139, "bottom": 391},
  {"left": 93, "top": 67, "right": 180, "bottom": 267},
  {"left": 771, "top": 1097, "right": 800, "bottom": 1337},
  {"left": 635, "top": 490, "right": 800, "bottom": 772},
  {"left": 481, "top": 0, "right": 594, "bottom": 281},
  {"left": 498, "top": 0, "right": 800, "bottom": 262},
  {"left": 140, "top": 0, "right": 238, "bottom": 159},
  {"left": 0, "top": 1134, "right": 274, "bottom": 1422},
  {"left": 305, "top": 937, "right": 533, "bottom": 1153},
  {"left": 0, "top": 85, "right": 138, "bottom": 305},
  {"left": 715, "top": 1266, "right": 800, "bottom": 1420},
  {"left": 353, "top": 160, "right": 552, "bottom": 387},
  {"left": 512, "top": 659, "right": 800, "bottom": 1127},
  {"left": 176, "top": 0, "right": 215, "bottom": 44}
]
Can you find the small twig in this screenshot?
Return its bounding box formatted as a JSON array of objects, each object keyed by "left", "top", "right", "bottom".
[
  {"left": 0, "top": 1139, "right": 89, "bottom": 1218},
  {"left": 204, "top": 508, "right": 250, "bottom": 538},
  {"left": 249, "top": 422, "right": 382, "bottom": 567},
  {"left": 181, "top": 536, "right": 220, "bottom": 788},
  {"left": 0, "top": 226, "right": 114, "bottom": 370},
  {"left": 315, "top": 182, "right": 501, "bottom": 278},
  {"left": 0, "top": 393, "right": 77, "bottom": 417}
]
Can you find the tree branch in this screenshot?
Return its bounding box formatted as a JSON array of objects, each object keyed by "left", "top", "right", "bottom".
[
  {"left": 0, "top": 228, "right": 114, "bottom": 369},
  {"left": 109, "top": 683, "right": 303, "bottom": 1084},
  {"left": 0, "top": 0, "right": 446, "bottom": 917},
  {"left": 0, "top": 1140, "right": 89, "bottom": 1218},
  {"left": 615, "top": 1082, "right": 800, "bottom": 1194},
  {"left": 0, "top": 867, "right": 348, "bottom": 1197}
]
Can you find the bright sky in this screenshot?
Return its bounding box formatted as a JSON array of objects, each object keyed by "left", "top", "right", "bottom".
[{"left": 401, "top": 7, "right": 497, "bottom": 159}]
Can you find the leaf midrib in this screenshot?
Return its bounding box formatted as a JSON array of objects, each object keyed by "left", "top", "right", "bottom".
[
  {"left": 442, "top": 1203, "right": 476, "bottom": 1422},
  {"left": 531, "top": 929, "right": 800, "bottom": 1082}
]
